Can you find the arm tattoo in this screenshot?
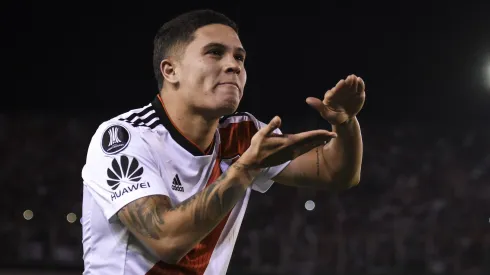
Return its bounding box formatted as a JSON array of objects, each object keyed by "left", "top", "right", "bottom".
[
  {"left": 176, "top": 169, "right": 245, "bottom": 225},
  {"left": 289, "top": 147, "right": 323, "bottom": 188},
  {"left": 230, "top": 162, "right": 252, "bottom": 171},
  {"left": 120, "top": 165, "right": 248, "bottom": 240},
  {"left": 119, "top": 196, "right": 171, "bottom": 240}
]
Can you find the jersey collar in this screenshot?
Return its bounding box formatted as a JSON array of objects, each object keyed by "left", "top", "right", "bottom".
[{"left": 151, "top": 95, "right": 214, "bottom": 157}]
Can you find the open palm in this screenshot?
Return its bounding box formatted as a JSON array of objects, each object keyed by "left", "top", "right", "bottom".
[{"left": 306, "top": 74, "right": 366, "bottom": 125}]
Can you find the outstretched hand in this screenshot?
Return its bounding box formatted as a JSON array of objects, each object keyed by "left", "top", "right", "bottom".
[
  {"left": 239, "top": 116, "right": 337, "bottom": 169},
  {"left": 306, "top": 74, "right": 366, "bottom": 125}
]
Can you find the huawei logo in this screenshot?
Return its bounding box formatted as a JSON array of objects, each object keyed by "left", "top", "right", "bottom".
[{"left": 107, "top": 156, "right": 144, "bottom": 190}]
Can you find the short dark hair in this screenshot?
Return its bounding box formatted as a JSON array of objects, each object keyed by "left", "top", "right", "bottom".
[{"left": 153, "top": 9, "right": 238, "bottom": 91}]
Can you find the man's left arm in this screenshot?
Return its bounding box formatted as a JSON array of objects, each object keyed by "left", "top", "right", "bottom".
[
  {"left": 273, "top": 117, "right": 362, "bottom": 190},
  {"left": 273, "top": 74, "right": 365, "bottom": 191}
]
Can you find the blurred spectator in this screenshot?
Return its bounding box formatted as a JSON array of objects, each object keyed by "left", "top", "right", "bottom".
[{"left": 0, "top": 114, "right": 488, "bottom": 274}]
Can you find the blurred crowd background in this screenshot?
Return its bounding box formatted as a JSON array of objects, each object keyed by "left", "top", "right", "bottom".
[
  {"left": 3, "top": 1, "right": 490, "bottom": 275},
  {"left": 0, "top": 114, "right": 489, "bottom": 275}
]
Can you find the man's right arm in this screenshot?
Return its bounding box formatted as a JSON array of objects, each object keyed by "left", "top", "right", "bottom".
[
  {"left": 117, "top": 161, "right": 256, "bottom": 264},
  {"left": 108, "top": 115, "right": 333, "bottom": 264}
]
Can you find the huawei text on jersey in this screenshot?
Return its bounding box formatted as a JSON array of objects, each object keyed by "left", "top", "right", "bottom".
[{"left": 106, "top": 156, "right": 150, "bottom": 201}]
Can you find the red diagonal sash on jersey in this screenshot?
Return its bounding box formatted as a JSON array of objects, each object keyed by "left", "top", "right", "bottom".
[{"left": 147, "top": 120, "right": 257, "bottom": 275}]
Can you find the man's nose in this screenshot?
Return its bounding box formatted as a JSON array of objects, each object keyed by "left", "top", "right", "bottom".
[{"left": 224, "top": 57, "right": 241, "bottom": 75}]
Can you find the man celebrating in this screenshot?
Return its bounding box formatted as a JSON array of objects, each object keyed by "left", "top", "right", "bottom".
[{"left": 81, "top": 9, "right": 365, "bottom": 275}]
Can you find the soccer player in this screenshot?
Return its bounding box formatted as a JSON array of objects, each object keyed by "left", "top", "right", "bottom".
[{"left": 81, "top": 9, "right": 365, "bottom": 275}]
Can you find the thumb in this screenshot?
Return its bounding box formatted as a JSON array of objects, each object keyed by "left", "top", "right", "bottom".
[
  {"left": 306, "top": 97, "right": 326, "bottom": 116},
  {"left": 262, "top": 116, "right": 282, "bottom": 136}
]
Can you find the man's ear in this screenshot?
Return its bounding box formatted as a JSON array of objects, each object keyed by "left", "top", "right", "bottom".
[{"left": 160, "top": 58, "right": 179, "bottom": 84}]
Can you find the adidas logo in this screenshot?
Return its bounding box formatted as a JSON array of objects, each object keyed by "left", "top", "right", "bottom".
[{"left": 172, "top": 174, "right": 184, "bottom": 192}]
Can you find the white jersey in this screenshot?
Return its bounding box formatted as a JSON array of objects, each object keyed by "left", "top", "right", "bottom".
[{"left": 81, "top": 95, "right": 290, "bottom": 275}]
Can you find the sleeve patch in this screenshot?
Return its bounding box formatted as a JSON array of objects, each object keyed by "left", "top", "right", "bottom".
[{"left": 101, "top": 124, "right": 131, "bottom": 154}]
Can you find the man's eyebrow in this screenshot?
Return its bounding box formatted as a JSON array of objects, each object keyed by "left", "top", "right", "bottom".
[{"left": 202, "top": 42, "right": 246, "bottom": 55}]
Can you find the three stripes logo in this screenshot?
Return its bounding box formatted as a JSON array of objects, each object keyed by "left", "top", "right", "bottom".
[
  {"left": 172, "top": 174, "right": 184, "bottom": 192},
  {"left": 118, "top": 105, "right": 160, "bottom": 129},
  {"left": 107, "top": 156, "right": 144, "bottom": 190}
]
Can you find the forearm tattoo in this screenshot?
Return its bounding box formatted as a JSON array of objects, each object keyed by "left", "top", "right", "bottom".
[
  {"left": 118, "top": 196, "right": 170, "bottom": 239},
  {"left": 119, "top": 164, "right": 248, "bottom": 240}
]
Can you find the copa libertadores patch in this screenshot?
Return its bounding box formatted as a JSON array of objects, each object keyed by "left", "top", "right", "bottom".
[{"left": 101, "top": 124, "right": 131, "bottom": 154}]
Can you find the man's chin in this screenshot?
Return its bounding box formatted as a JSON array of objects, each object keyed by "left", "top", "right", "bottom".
[
  {"left": 210, "top": 99, "right": 239, "bottom": 117},
  {"left": 196, "top": 98, "right": 240, "bottom": 119},
  {"left": 217, "top": 104, "right": 239, "bottom": 117}
]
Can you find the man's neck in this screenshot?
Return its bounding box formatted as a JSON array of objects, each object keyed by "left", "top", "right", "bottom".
[{"left": 159, "top": 91, "right": 218, "bottom": 153}]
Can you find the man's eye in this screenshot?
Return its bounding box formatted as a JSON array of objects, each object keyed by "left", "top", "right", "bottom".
[
  {"left": 235, "top": 55, "right": 245, "bottom": 62},
  {"left": 208, "top": 50, "right": 222, "bottom": 56}
]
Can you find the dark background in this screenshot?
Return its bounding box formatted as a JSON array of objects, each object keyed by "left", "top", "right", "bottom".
[
  {"left": 4, "top": 1, "right": 490, "bottom": 120},
  {"left": 1, "top": 1, "right": 490, "bottom": 274}
]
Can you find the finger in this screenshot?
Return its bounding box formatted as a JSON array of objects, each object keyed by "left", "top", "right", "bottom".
[
  {"left": 335, "top": 79, "right": 344, "bottom": 89},
  {"left": 356, "top": 77, "right": 365, "bottom": 94},
  {"left": 350, "top": 74, "right": 361, "bottom": 88},
  {"left": 287, "top": 130, "right": 336, "bottom": 158},
  {"left": 345, "top": 75, "right": 355, "bottom": 86},
  {"left": 350, "top": 75, "right": 358, "bottom": 94},
  {"left": 292, "top": 129, "right": 337, "bottom": 144},
  {"left": 305, "top": 97, "right": 326, "bottom": 116},
  {"left": 260, "top": 116, "right": 282, "bottom": 136},
  {"left": 292, "top": 137, "right": 330, "bottom": 158}
]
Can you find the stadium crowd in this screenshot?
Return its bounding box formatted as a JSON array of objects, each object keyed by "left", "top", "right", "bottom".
[{"left": 1, "top": 113, "right": 488, "bottom": 275}]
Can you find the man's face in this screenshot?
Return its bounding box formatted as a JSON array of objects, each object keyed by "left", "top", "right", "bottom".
[{"left": 175, "top": 24, "right": 247, "bottom": 118}]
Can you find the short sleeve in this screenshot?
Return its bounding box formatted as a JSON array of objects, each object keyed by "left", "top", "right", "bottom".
[
  {"left": 81, "top": 122, "right": 169, "bottom": 221},
  {"left": 245, "top": 113, "right": 291, "bottom": 193}
]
